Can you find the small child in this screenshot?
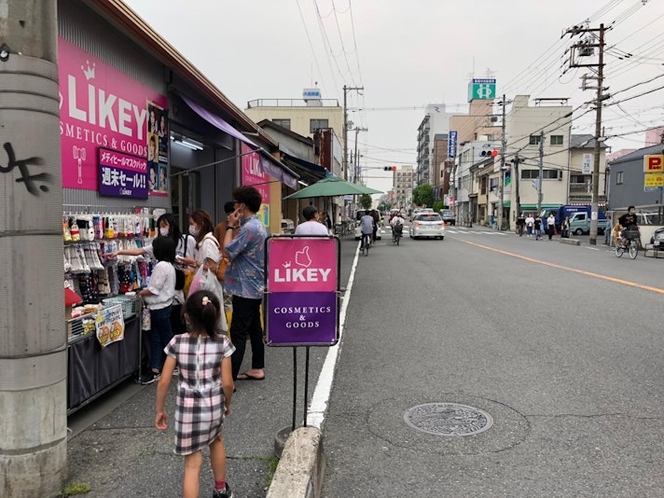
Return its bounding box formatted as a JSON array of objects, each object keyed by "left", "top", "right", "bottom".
[
  {"left": 138, "top": 235, "right": 176, "bottom": 384},
  {"left": 155, "top": 290, "right": 235, "bottom": 498}
]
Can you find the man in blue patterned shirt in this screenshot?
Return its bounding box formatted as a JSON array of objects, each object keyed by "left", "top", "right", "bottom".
[{"left": 224, "top": 186, "right": 267, "bottom": 381}]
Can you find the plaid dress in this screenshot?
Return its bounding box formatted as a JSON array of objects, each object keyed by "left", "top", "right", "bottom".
[{"left": 164, "top": 333, "right": 235, "bottom": 455}]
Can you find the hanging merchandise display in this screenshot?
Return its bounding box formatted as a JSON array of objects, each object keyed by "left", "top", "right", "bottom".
[{"left": 64, "top": 206, "right": 161, "bottom": 414}]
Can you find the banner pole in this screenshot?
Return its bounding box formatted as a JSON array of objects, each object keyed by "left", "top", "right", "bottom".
[
  {"left": 304, "top": 346, "right": 311, "bottom": 427},
  {"left": 292, "top": 347, "right": 298, "bottom": 432}
]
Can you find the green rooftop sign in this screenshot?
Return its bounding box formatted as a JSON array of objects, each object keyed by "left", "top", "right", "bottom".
[{"left": 468, "top": 78, "right": 496, "bottom": 101}]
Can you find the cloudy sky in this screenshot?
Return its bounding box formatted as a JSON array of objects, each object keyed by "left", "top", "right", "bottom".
[{"left": 122, "top": 0, "right": 664, "bottom": 193}]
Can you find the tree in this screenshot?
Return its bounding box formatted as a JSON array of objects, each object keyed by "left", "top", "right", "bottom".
[
  {"left": 359, "top": 194, "right": 372, "bottom": 209},
  {"left": 433, "top": 200, "right": 444, "bottom": 212},
  {"left": 412, "top": 184, "right": 434, "bottom": 207}
]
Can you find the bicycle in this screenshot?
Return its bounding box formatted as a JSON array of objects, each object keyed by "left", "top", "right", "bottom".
[
  {"left": 392, "top": 224, "right": 403, "bottom": 246},
  {"left": 615, "top": 228, "right": 640, "bottom": 260},
  {"left": 360, "top": 232, "right": 371, "bottom": 256}
]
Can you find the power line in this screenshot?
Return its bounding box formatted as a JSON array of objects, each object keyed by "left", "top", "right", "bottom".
[{"left": 294, "top": 0, "right": 331, "bottom": 97}]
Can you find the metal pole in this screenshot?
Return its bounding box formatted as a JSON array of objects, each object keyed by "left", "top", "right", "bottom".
[
  {"left": 292, "top": 347, "right": 298, "bottom": 431},
  {"left": 589, "top": 24, "right": 605, "bottom": 246},
  {"left": 537, "top": 131, "right": 544, "bottom": 216},
  {"left": 0, "top": 2, "right": 67, "bottom": 496},
  {"left": 303, "top": 346, "right": 310, "bottom": 427},
  {"left": 343, "top": 85, "right": 348, "bottom": 181},
  {"left": 514, "top": 155, "right": 521, "bottom": 217},
  {"left": 499, "top": 94, "right": 506, "bottom": 230}
]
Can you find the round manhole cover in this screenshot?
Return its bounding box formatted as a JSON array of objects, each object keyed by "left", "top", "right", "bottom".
[{"left": 404, "top": 403, "right": 493, "bottom": 436}]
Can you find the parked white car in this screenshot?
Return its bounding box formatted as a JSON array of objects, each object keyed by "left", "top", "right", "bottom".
[{"left": 410, "top": 213, "right": 445, "bottom": 240}]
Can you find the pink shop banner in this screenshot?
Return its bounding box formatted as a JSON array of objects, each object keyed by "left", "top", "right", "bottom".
[
  {"left": 267, "top": 237, "right": 337, "bottom": 293},
  {"left": 58, "top": 37, "right": 168, "bottom": 190},
  {"left": 241, "top": 143, "right": 270, "bottom": 204}
]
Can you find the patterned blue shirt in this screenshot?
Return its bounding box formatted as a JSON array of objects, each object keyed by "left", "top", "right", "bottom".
[{"left": 224, "top": 215, "right": 267, "bottom": 299}]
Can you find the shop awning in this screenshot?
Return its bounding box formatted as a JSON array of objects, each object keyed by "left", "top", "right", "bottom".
[
  {"left": 282, "top": 153, "right": 327, "bottom": 176},
  {"left": 180, "top": 94, "right": 299, "bottom": 189}
]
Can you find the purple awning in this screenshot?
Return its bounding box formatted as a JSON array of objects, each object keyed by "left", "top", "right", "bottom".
[{"left": 181, "top": 94, "right": 298, "bottom": 189}]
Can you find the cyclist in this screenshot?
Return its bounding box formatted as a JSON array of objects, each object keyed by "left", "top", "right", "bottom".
[
  {"left": 390, "top": 212, "right": 405, "bottom": 242},
  {"left": 360, "top": 211, "right": 375, "bottom": 250},
  {"left": 618, "top": 206, "right": 638, "bottom": 247},
  {"left": 370, "top": 209, "right": 380, "bottom": 242}
]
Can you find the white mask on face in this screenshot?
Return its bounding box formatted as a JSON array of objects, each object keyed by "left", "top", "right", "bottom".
[
  {"left": 159, "top": 227, "right": 169, "bottom": 237},
  {"left": 189, "top": 225, "right": 199, "bottom": 237}
]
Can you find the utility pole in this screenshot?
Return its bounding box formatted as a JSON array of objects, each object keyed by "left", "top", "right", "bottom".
[
  {"left": 512, "top": 154, "right": 521, "bottom": 217},
  {"left": 0, "top": 2, "right": 67, "bottom": 497},
  {"left": 353, "top": 126, "right": 368, "bottom": 184},
  {"left": 564, "top": 23, "right": 608, "bottom": 245},
  {"left": 342, "top": 85, "right": 364, "bottom": 181},
  {"left": 537, "top": 130, "right": 544, "bottom": 216},
  {"left": 498, "top": 94, "right": 507, "bottom": 230}
]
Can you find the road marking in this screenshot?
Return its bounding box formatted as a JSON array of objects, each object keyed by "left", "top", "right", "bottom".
[
  {"left": 585, "top": 247, "right": 600, "bottom": 251},
  {"left": 459, "top": 238, "right": 664, "bottom": 295},
  {"left": 307, "top": 241, "right": 361, "bottom": 428}
]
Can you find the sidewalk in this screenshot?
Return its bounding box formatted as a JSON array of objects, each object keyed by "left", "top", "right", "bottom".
[{"left": 64, "top": 235, "right": 358, "bottom": 497}]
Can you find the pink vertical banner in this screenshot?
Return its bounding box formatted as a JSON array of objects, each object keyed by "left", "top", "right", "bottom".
[
  {"left": 58, "top": 37, "right": 168, "bottom": 191},
  {"left": 241, "top": 143, "right": 270, "bottom": 225}
]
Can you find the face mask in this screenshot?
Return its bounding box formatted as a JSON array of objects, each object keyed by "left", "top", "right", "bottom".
[
  {"left": 189, "top": 225, "right": 199, "bottom": 237},
  {"left": 159, "top": 227, "right": 169, "bottom": 237}
]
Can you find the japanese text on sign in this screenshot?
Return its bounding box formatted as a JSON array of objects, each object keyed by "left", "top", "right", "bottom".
[{"left": 98, "top": 148, "right": 148, "bottom": 199}]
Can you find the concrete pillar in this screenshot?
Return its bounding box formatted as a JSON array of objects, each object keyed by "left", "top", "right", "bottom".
[{"left": 0, "top": 1, "right": 67, "bottom": 497}]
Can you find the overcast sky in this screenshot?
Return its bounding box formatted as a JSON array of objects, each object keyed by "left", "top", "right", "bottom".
[{"left": 122, "top": 0, "right": 664, "bottom": 193}]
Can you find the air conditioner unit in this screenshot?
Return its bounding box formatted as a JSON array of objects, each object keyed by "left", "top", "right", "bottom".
[{"left": 557, "top": 170, "right": 563, "bottom": 180}]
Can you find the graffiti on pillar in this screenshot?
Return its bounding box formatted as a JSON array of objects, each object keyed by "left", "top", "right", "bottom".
[{"left": 0, "top": 142, "right": 52, "bottom": 195}]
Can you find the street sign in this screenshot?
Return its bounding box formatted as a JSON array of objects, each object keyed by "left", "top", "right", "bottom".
[
  {"left": 644, "top": 172, "right": 664, "bottom": 192},
  {"left": 643, "top": 154, "right": 664, "bottom": 173},
  {"left": 582, "top": 153, "right": 593, "bottom": 175},
  {"left": 447, "top": 131, "right": 458, "bottom": 158},
  {"left": 531, "top": 179, "right": 540, "bottom": 190}
]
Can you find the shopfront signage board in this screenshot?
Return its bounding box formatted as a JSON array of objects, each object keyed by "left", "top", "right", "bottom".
[
  {"left": 265, "top": 236, "right": 340, "bottom": 347},
  {"left": 98, "top": 148, "right": 148, "bottom": 199}
]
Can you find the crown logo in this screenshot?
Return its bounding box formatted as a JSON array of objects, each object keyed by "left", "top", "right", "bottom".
[
  {"left": 81, "top": 60, "right": 95, "bottom": 81},
  {"left": 282, "top": 262, "right": 291, "bottom": 269}
]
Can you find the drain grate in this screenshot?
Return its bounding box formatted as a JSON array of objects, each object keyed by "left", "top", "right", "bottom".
[{"left": 404, "top": 403, "right": 493, "bottom": 436}]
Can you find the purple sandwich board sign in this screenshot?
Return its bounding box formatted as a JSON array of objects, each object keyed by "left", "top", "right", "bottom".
[{"left": 265, "top": 235, "right": 340, "bottom": 347}]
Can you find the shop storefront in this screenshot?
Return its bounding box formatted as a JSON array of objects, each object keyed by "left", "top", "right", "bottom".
[{"left": 59, "top": 0, "right": 297, "bottom": 412}]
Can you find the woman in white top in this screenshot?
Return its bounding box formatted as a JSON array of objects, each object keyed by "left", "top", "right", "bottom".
[
  {"left": 180, "top": 210, "right": 228, "bottom": 334},
  {"left": 525, "top": 214, "right": 535, "bottom": 238},
  {"left": 137, "top": 236, "right": 176, "bottom": 384}
]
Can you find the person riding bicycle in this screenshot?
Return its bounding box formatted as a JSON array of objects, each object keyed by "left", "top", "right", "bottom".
[
  {"left": 390, "top": 212, "right": 405, "bottom": 241},
  {"left": 618, "top": 206, "right": 638, "bottom": 247},
  {"left": 360, "top": 212, "right": 375, "bottom": 248}
]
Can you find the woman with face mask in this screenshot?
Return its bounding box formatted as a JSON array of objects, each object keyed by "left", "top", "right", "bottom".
[{"left": 108, "top": 213, "right": 196, "bottom": 334}]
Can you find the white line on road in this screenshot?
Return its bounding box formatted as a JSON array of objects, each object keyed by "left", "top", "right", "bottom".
[
  {"left": 585, "top": 247, "right": 600, "bottom": 251},
  {"left": 307, "top": 241, "right": 361, "bottom": 429}
]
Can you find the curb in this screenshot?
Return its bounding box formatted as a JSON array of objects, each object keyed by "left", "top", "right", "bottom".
[
  {"left": 266, "top": 427, "right": 324, "bottom": 498},
  {"left": 560, "top": 238, "right": 581, "bottom": 246}
]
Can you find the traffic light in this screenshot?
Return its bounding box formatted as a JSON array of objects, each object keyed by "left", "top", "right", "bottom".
[
  {"left": 383, "top": 166, "right": 397, "bottom": 171},
  {"left": 480, "top": 150, "right": 499, "bottom": 157}
]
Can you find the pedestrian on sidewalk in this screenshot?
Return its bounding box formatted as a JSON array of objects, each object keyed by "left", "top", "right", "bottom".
[
  {"left": 155, "top": 290, "right": 235, "bottom": 498},
  {"left": 516, "top": 212, "right": 526, "bottom": 236},
  {"left": 525, "top": 213, "right": 535, "bottom": 237},
  {"left": 138, "top": 236, "right": 176, "bottom": 385},
  {"left": 547, "top": 212, "right": 556, "bottom": 240},
  {"left": 561, "top": 216, "right": 570, "bottom": 238},
  {"left": 534, "top": 215, "right": 542, "bottom": 240},
  {"left": 604, "top": 215, "right": 612, "bottom": 245},
  {"left": 224, "top": 186, "right": 267, "bottom": 382}
]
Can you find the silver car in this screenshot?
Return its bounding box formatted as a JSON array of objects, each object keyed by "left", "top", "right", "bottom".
[{"left": 410, "top": 213, "right": 445, "bottom": 240}]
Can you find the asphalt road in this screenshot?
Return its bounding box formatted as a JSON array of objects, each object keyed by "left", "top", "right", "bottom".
[{"left": 322, "top": 226, "right": 664, "bottom": 497}]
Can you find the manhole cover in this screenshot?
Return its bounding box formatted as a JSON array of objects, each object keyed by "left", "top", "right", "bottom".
[{"left": 404, "top": 403, "right": 493, "bottom": 436}]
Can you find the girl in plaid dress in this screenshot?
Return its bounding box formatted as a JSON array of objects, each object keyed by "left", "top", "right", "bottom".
[{"left": 155, "top": 290, "right": 235, "bottom": 498}]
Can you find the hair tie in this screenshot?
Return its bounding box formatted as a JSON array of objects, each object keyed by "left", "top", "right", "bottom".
[{"left": 202, "top": 296, "right": 210, "bottom": 306}]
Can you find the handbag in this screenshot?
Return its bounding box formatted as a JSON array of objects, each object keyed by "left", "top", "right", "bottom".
[
  {"left": 203, "top": 233, "right": 227, "bottom": 282},
  {"left": 176, "top": 235, "right": 194, "bottom": 294}
]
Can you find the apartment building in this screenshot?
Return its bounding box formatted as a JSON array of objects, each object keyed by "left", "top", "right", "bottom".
[
  {"left": 416, "top": 104, "right": 453, "bottom": 185},
  {"left": 394, "top": 166, "right": 415, "bottom": 209}
]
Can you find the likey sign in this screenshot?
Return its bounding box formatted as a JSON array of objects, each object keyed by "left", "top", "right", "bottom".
[{"left": 265, "top": 236, "right": 340, "bottom": 346}]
